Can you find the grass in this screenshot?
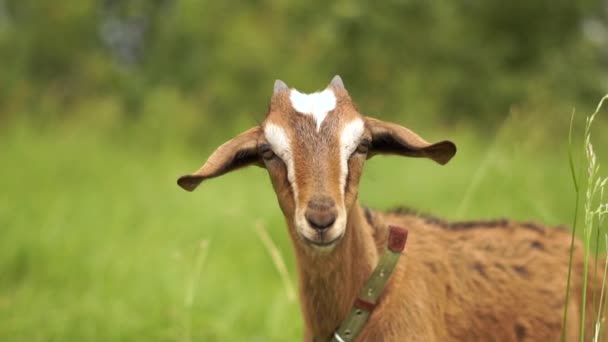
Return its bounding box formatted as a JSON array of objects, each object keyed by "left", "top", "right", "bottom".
[
  {"left": 0, "top": 110, "right": 606, "bottom": 341},
  {"left": 580, "top": 99, "right": 607, "bottom": 342},
  {"left": 560, "top": 96, "right": 608, "bottom": 341}
]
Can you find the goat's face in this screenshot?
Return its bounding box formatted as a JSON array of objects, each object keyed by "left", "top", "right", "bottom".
[
  {"left": 178, "top": 76, "right": 456, "bottom": 251},
  {"left": 259, "top": 82, "right": 369, "bottom": 248}
]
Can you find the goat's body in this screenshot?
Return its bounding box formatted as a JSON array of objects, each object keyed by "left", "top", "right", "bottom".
[
  {"left": 178, "top": 77, "right": 597, "bottom": 341},
  {"left": 340, "top": 207, "right": 592, "bottom": 341}
]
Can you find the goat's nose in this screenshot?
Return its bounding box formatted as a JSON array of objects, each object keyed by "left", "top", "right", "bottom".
[
  {"left": 305, "top": 197, "right": 337, "bottom": 231},
  {"left": 305, "top": 211, "right": 337, "bottom": 231}
]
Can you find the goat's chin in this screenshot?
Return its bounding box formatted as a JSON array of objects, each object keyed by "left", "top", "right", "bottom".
[{"left": 300, "top": 232, "right": 344, "bottom": 253}]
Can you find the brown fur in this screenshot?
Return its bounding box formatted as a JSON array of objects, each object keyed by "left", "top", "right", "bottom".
[
  {"left": 355, "top": 207, "right": 596, "bottom": 341},
  {"left": 178, "top": 77, "right": 599, "bottom": 341}
]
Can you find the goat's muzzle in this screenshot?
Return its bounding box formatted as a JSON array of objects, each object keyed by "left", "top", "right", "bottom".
[{"left": 301, "top": 196, "right": 343, "bottom": 247}]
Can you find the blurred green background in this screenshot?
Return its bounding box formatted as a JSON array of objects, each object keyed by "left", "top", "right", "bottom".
[{"left": 1, "top": 1, "right": 608, "bottom": 341}]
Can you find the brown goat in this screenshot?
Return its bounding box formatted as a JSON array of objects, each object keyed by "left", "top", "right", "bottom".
[{"left": 178, "top": 76, "right": 597, "bottom": 341}]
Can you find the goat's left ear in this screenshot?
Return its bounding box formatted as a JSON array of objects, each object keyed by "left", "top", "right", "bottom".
[
  {"left": 365, "top": 117, "right": 456, "bottom": 165},
  {"left": 177, "top": 126, "right": 262, "bottom": 191}
]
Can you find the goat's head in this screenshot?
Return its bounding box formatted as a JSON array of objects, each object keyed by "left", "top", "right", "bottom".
[{"left": 178, "top": 76, "right": 456, "bottom": 251}]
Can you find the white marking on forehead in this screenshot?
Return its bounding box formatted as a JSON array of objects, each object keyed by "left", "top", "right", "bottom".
[
  {"left": 339, "top": 119, "right": 365, "bottom": 194},
  {"left": 263, "top": 123, "right": 297, "bottom": 192},
  {"left": 289, "top": 89, "right": 337, "bottom": 131}
]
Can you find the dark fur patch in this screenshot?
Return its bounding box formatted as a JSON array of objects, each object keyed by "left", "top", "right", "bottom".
[
  {"left": 450, "top": 219, "right": 509, "bottom": 230},
  {"left": 388, "top": 206, "right": 557, "bottom": 234},
  {"left": 530, "top": 240, "right": 544, "bottom": 250},
  {"left": 445, "top": 284, "right": 452, "bottom": 296},
  {"left": 389, "top": 206, "right": 509, "bottom": 229},
  {"left": 515, "top": 324, "right": 526, "bottom": 341},
  {"left": 424, "top": 261, "right": 438, "bottom": 274},
  {"left": 521, "top": 222, "right": 546, "bottom": 234},
  {"left": 512, "top": 265, "right": 530, "bottom": 278},
  {"left": 472, "top": 262, "right": 487, "bottom": 278},
  {"left": 364, "top": 207, "right": 374, "bottom": 226},
  {"left": 553, "top": 224, "right": 571, "bottom": 232},
  {"left": 388, "top": 206, "right": 420, "bottom": 217}
]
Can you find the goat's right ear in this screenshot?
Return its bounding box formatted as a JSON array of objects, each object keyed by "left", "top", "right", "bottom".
[{"left": 177, "top": 126, "right": 262, "bottom": 192}]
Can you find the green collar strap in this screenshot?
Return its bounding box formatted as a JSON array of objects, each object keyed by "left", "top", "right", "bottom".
[{"left": 330, "top": 225, "right": 409, "bottom": 342}]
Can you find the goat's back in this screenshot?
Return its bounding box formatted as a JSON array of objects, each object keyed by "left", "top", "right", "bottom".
[{"left": 366, "top": 208, "right": 596, "bottom": 341}]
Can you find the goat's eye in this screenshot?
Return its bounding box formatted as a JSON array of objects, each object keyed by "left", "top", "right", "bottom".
[
  {"left": 355, "top": 139, "right": 371, "bottom": 154},
  {"left": 259, "top": 144, "right": 276, "bottom": 160}
]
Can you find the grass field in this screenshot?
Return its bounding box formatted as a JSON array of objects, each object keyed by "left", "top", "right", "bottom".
[{"left": 0, "top": 110, "right": 606, "bottom": 341}]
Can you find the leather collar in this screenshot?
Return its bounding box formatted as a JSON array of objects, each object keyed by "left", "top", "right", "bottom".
[{"left": 328, "top": 225, "right": 409, "bottom": 342}]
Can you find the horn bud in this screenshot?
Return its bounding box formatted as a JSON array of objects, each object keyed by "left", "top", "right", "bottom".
[
  {"left": 329, "top": 75, "right": 345, "bottom": 89},
  {"left": 273, "top": 79, "right": 289, "bottom": 94}
]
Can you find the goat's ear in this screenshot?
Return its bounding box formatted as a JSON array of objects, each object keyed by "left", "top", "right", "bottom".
[
  {"left": 365, "top": 117, "right": 456, "bottom": 165},
  {"left": 177, "top": 126, "right": 262, "bottom": 191}
]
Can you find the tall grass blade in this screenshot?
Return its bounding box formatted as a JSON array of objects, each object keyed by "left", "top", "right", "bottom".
[
  {"left": 254, "top": 221, "right": 296, "bottom": 302},
  {"left": 593, "top": 236, "right": 608, "bottom": 342},
  {"left": 562, "top": 109, "right": 581, "bottom": 342},
  {"left": 183, "top": 240, "right": 210, "bottom": 342},
  {"left": 457, "top": 113, "right": 513, "bottom": 218}
]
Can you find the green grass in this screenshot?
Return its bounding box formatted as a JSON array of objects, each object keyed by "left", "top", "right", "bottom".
[{"left": 0, "top": 112, "right": 606, "bottom": 341}]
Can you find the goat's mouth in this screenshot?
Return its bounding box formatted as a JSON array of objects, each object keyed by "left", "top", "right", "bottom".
[{"left": 301, "top": 231, "right": 344, "bottom": 249}]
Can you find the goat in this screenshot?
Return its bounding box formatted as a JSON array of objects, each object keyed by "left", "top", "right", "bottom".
[{"left": 178, "top": 76, "right": 596, "bottom": 341}]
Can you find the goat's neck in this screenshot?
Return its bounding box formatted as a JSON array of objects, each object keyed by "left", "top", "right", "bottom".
[{"left": 289, "top": 203, "right": 379, "bottom": 339}]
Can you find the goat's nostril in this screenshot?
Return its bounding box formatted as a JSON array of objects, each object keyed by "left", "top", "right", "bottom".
[{"left": 305, "top": 211, "right": 337, "bottom": 231}]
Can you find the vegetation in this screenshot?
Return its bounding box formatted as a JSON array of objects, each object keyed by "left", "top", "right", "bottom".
[
  {"left": 0, "top": 0, "right": 607, "bottom": 340},
  {"left": 1, "top": 112, "right": 605, "bottom": 341},
  {"left": 0, "top": 0, "right": 606, "bottom": 130},
  {"left": 562, "top": 97, "right": 608, "bottom": 342}
]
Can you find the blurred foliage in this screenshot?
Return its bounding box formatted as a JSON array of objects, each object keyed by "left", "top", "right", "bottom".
[{"left": 0, "top": 0, "right": 607, "bottom": 138}]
